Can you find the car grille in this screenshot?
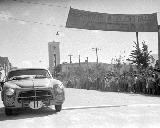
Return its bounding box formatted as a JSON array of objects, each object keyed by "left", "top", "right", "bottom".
[{"left": 17, "top": 90, "right": 53, "bottom": 103}]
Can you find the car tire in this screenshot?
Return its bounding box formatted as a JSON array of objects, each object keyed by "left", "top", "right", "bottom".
[
  {"left": 5, "top": 108, "right": 13, "bottom": 116},
  {"left": 55, "top": 105, "right": 62, "bottom": 112}
]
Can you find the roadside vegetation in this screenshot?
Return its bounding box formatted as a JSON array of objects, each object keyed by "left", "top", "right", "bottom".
[{"left": 54, "top": 41, "right": 160, "bottom": 95}]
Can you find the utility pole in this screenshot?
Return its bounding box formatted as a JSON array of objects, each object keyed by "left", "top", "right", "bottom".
[
  {"left": 136, "top": 32, "right": 140, "bottom": 50},
  {"left": 86, "top": 56, "right": 89, "bottom": 90},
  {"left": 86, "top": 57, "right": 88, "bottom": 63},
  {"left": 79, "top": 54, "right": 81, "bottom": 66},
  {"left": 158, "top": 26, "right": 160, "bottom": 68},
  {"left": 68, "top": 54, "right": 73, "bottom": 64},
  {"left": 92, "top": 48, "right": 101, "bottom": 63}
]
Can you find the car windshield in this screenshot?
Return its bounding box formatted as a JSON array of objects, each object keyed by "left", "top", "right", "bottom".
[{"left": 7, "top": 69, "right": 51, "bottom": 80}]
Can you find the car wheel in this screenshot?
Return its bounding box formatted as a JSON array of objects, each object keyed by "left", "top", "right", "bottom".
[
  {"left": 55, "top": 105, "right": 62, "bottom": 112},
  {"left": 5, "top": 108, "right": 13, "bottom": 116}
]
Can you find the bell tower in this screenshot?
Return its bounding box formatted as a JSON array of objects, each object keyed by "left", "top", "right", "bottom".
[{"left": 48, "top": 41, "right": 60, "bottom": 75}]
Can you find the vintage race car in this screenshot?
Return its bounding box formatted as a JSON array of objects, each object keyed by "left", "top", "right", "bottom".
[{"left": 1, "top": 68, "right": 65, "bottom": 115}]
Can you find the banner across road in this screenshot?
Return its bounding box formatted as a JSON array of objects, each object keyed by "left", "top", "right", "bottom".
[{"left": 66, "top": 7, "right": 158, "bottom": 32}]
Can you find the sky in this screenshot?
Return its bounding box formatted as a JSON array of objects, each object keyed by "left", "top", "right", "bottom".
[{"left": 0, "top": 0, "right": 160, "bottom": 68}]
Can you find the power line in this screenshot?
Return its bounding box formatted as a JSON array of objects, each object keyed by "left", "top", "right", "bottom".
[
  {"left": 0, "top": 15, "right": 98, "bottom": 33},
  {"left": 0, "top": 14, "right": 92, "bottom": 32},
  {"left": 12, "top": 0, "right": 160, "bottom": 14},
  {"left": 12, "top": 0, "right": 68, "bottom": 8},
  {"left": 0, "top": 14, "right": 91, "bottom": 32},
  {"left": 0, "top": 14, "right": 65, "bottom": 28}
]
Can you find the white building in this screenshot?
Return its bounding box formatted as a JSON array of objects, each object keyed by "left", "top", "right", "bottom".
[{"left": 48, "top": 41, "right": 60, "bottom": 75}]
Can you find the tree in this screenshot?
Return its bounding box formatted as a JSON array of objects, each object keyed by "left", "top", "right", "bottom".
[
  {"left": 127, "top": 41, "right": 153, "bottom": 71},
  {"left": 129, "top": 64, "right": 134, "bottom": 73},
  {"left": 141, "top": 41, "right": 152, "bottom": 69},
  {"left": 111, "top": 54, "right": 126, "bottom": 75},
  {"left": 54, "top": 64, "right": 62, "bottom": 77}
]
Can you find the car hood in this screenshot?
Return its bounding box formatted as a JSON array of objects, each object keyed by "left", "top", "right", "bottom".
[{"left": 4, "top": 78, "right": 54, "bottom": 88}]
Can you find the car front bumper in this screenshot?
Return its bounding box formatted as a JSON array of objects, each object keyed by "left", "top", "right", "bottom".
[{"left": 3, "top": 88, "right": 65, "bottom": 109}]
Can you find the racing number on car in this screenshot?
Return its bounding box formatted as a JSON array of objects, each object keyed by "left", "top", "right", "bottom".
[{"left": 29, "top": 101, "right": 43, "bottom": 109}]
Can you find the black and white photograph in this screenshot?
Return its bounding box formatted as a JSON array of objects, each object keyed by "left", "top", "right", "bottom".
[{"left": 0, "top": 0, "right": 160, "bottom": 127}]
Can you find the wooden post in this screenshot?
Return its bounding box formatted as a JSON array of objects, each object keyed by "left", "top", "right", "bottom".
[
  {"left": 79, "top": 55, "right": 80, "bottom": 66},
  {"left": 158, "top": 26, "right": 160, "bottom": 68},
  {"left": 136, "top": 32, "right": 140, "bottom": 72},
  {"left": 68, "top": 55, "right": 73, "bottom": 64},
  {"left": 136, "top": 32, "right": 139, "bottom": 50}
]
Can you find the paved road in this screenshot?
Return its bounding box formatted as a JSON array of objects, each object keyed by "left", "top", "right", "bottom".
[{"left": 1, "top": 88, "right": 160, "bottom": 128}]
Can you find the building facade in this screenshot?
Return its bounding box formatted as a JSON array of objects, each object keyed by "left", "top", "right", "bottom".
[
  {"left": 0, "top": 56, "right": 11, "bottom": 78},
  {"left": 48, "top": 41, "right": 60, "bottom": 75}
]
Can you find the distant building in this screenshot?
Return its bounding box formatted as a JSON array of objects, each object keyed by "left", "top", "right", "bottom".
[
  {"left": 0, "top": 56, "right": 11, "bottom": 76},
  {"left": 48, "top": 41, "right": 60, "bottom": 75}
]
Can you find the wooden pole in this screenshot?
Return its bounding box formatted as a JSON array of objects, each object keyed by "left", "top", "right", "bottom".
[
  {"left": 158, "top": 26, "right": 160, "bottom": 68},
  {"left": 79, "top": 55, "right": 80, "bottom": 66},
  {"left": 136, "top": 32, "right": 141, "bottom": 72},
  {"left": 68, "top": 55, "right": 73, "bottom": 64},
  {"left": 96, "top": 48, "right": 98, "bottom": 64},
  {"left": 136, "top": 32, "right": 139, "bottom": 50}
]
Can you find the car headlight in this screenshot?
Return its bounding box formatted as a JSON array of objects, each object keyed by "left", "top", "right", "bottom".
[
  {"left": 6, "top": 88, "right": 15, "bottom": 96},
  {"left": 55, "top": 84, "right": 64, "bottom": 93}
]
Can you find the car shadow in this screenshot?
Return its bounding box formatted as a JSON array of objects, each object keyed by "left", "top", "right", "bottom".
[
  {"left": 0, "top": 107, "right": 57, "bottom": 121},
  {"left": 62, "top": 104, "right": 127, "bottom": 111}
]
